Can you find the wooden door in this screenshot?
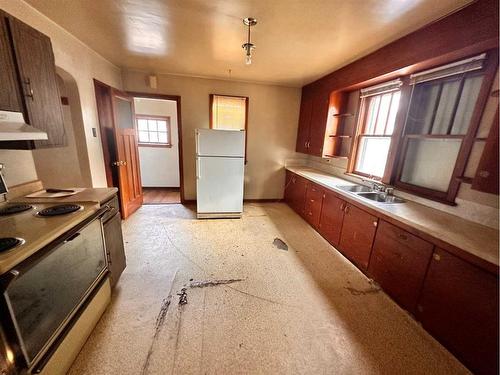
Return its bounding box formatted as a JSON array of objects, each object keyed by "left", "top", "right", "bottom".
[
  {"left": 0, "top": 11, "right": 21, "bottom": 112},
  {"left": 296, "top": 96, "right": 313, "bottom": 153},
  {"left": 416, "top": 248, "right": 498, "bottom": 375},
  {"left": 308, "top": 93, "right": 329, "bottom": 156},
  {"left": 8, "top": 15, "right": 65, "bottom": 147},
  {"left": 338, "top": 204, "right": 378, "bottom": 270},
  {"left": 103, "top": 211, "right": 126, "bottom": 287},
  {"left": 111, "top": 89, "right": 143, "bottom": 219},
  {"left": 303, "top": 182, "right": 324, "bottom": 228},
  {"left": 368, "top": 220, "right": 433, "bottom": 313},
  {"left": 318, "top": 191, "right": 346, "bottom": 246}
]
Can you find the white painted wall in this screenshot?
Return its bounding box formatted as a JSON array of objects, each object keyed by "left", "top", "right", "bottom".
[
  {"left": 0, "top": 0, "right": 122, "bottom": 188},
  {"left": 124, "top": 71, "right": 302, "bottom": 200},
  {"left": 134, "top": 98, "right": 180, "bottom": 187}
]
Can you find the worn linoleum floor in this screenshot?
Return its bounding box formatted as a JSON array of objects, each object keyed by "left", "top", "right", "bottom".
[{"left": 69, "top": 203, "right": 469, "bottom": 375}]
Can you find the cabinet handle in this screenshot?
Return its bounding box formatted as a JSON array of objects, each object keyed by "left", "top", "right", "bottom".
[
  {"left": 340, "top": 202, "right": 345, "bottom": 211},
  {"left": 308, "top": 212, "right": 313, "bottom": 216},
  {"left": 373, "top": 221, "right": 378, "bottom": 227},
  {"left": 344, "top": 205, "right": 350, "bottom": 214},
  {"left": 310, "top": 199, "right": 315, "bottom": 202},
  {"left": 23, "top": 78, "right": 34, "bottom": 100},
  {"left": 304, "top": 141, "right": 308, "bottom": 148},
  {"left": 433, "top": 253, "right": 441, "bottom": 261}
]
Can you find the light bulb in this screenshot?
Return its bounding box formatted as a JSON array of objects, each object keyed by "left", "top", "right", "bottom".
[{"left": 245, "top": 54, "right": 252, "bottom": 65}]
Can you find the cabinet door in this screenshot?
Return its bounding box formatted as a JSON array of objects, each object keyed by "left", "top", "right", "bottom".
[
  {"left": 338, "top": 204, "right": 377, "bottom": 270},
  {"left": 472, "top": 109, "right": 498, "bottom": 194},
  {"left": 368, "top": 220, "right": 433, "bottom": 313},
  {"left": 416, "top": 248, "right": 498, "bottom": 375},
  {"left": 8, "top": 16, "right": 65, "bottom": 147},
  {"left": 103, "top": 212, "right": 126, "bottom": 287},
  {"left": 284, "top": 171, "right": 307, "bottom": 215},
  {"left": 303, "top": 182, "right": 324, "bottom": 228},
  {"left": 308, "top": 93, "right": 329, "bottom": 156},
  {"left": 296, "top": 95, "right": 313, "bottom": 153},
  {"left": 318, "top": 191, "right": 345, "bottom": 246},
  {"left": 0, "top": 11, "right": 21, "bottom": 112}
]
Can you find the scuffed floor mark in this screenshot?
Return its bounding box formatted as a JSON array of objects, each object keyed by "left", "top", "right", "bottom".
[
  {"left": 141, "top": 271, "right": 178, "bottom": 375},
  {"left": 273, "top": 238, "right": 288, "bottom": 251},
  {"left": 189, "top": 279, "right": 244, "bottom": 288},
  {"left": 177, "top": 288, "right": 188, "bottom": 305},
  {"left": 345, "top": 286, "right": 381, "bottom": 296}
]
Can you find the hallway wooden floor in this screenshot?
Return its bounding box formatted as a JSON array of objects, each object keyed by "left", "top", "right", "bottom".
[{"left": 142, "top": 187, "right": 180, "bottom": 204}]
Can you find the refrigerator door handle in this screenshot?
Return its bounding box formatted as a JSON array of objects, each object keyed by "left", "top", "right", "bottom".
[
  {"left": 195, "top": 130, "right": 200, "bottom": 155},
  {"left": 196, "top": 158, "right": 201, "bottom": 179}
]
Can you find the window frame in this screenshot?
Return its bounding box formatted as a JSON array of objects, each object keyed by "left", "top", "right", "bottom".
[
  {"left": 209, "top": 94, "right": 249, "bottom": 162},
  {"left": 349, "top": 86, "right": 403, "bottom": 181},
  {"left": 136, "top": 114, "right": 172, "bottom": 148},
  {"left": 346, "top": 49, "right": 498, "bottom": 205}
]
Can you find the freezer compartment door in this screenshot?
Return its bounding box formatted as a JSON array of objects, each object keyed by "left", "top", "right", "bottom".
[
  {"left": 196, "top": 156, "right": 244, "bottom": 214},
  {"left": 196, "top": 129, "right": 245, "bottom": 157}
]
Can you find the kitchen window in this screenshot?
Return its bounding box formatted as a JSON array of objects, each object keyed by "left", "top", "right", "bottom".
[
  {"left": 210, "top": 94, "right": 248, "bottom": 131},
  {"left": 352, "top": 80, "right": 402, "bottom": 179},
  {"left": 395, "top": 53, "right": 492, "bottom": 203},
  {"left": 137, "top": 115, "right": 171, "bottom": 147}
]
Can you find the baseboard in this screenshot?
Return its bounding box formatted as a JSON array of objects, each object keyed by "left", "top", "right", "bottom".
[
  {"left": 181, "top": 199, "right": 283, "bottom": 204},
  {"left": 142, "top": 186, "right": 180, "bottom": 189}
]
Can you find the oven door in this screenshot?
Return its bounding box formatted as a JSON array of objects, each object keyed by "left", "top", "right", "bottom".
[{"left": 2, "top": 213, "right": 107, "bottom": 368}]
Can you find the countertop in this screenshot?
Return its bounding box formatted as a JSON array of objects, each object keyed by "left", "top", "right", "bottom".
[
  {"left": 0, "top": 202, "right": 101, "bottom": 274},
  {"left": 286, "top": 166, "right": 499, "bottom": 269},
  {"left": 11, "top": 187, "right": 118, "bottom": 205}
]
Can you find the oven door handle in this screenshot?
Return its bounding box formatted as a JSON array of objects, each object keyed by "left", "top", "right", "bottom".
[{"left": 0, "top": 269, "right": 19, "bottom": 292}]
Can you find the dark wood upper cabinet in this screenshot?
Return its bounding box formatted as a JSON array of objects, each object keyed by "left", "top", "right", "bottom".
[
  {"left": 472, "top": 109, "right": 499, "bottom": 195},
  {"left": 296, "top": 96, "right": 313, "bottom": 153},
  {"left": 0, "top": 11, "right": 65, "bottom": 149},
  {"left": 416, "top": 248, "right": 499, "bottom": 375},
  {"left": 303, "top": 182, "right": 324, "bottom": 228},
  {"left": 0, "top": 11, "right": 22, "bottom": 112},
  {"left": 295, "top": 92, "right": 329, "bottom": 156},
  {"left": 318, "top": 191, "right": 345, "bottom": 247},
  {"left": 338, "top": 204, "right": 378, "bottom": 271},
  {"left": 368, "top": 220, "right": 433, "bottom": 313}
]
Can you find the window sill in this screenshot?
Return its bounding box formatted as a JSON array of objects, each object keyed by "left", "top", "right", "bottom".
[{"left": 138, "top": 143, "right": 172, "bottom": 148}]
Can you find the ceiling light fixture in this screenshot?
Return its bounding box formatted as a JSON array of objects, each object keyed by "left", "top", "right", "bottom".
[{"left": 242, "top": 17, "right": 257, "bottom": 65}]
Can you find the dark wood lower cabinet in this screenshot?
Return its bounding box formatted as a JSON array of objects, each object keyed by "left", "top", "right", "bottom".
[
  {"left": 416, "top": 248, "right": 499, "bottom": 375},
  {"left": 318, "top": 191, "right": 345, "bottom": 246},
  {"left": 103, "top": 209, "right": 126, "bottom": 287},
  {"left": 303, "top": 182, "right": 324, "bottom": 228},
  {"left": 368, "top": 220, "right": 433, "bottom": 314},
  {"left": 284, "top": 170, "right": 499, "bottom": 374},
  {"left": 338, "top": 204, "right": 378, "bottom": 271}
]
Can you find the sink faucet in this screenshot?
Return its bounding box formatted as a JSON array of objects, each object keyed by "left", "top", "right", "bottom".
[{"left": 362, "top": 177, "right": 387, "bottom": 192}]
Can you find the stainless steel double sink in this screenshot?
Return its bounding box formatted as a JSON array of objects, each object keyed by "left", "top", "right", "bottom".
[{"left": 337, "top": 185, "right": 405, "bottom": 204}]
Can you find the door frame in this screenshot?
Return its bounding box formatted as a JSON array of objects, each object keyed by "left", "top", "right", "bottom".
[{"left": 126, "top": 92, "right": 185, "bottom": 203}]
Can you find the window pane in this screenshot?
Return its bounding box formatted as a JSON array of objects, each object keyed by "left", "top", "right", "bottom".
[
  {"left": 212, "top": 96, "right": 246, "bottom": 130},
  {"left": 385, "top": 91, "right": 401, "bottom": 135},
  {"left": 355, "top": 136, "right": 391, "bottom": 178},
  {"left": 406, "top": 83, "right": 441, "bottom": 134},
  {"left": 431, "top": 79, "right": 461, "bottom": 134},
  {"left": 158, "top": 132, "right": 168, "bottom": 143},
  {"left": 157, "top": 120, "right": 167, "bottom": 132},
  {"left": 451, "top": 75, "right": 484, "bottom": 135},
  {"left": 139, "top": 131, "right": 149, "bottom": 142},
  {"left": 149, "top": 132, "right": 158, "bottom": 143},
  {"left": 148, "top": 120, "right": 158, "bottom": 131},
  {"left": 138, "top": 119, "right": 148, "bottom": 131},
  {"left": 364, "top": 96, "right": 380, "bottom": 134},
  {"left": 374, "top": 93, "right": 392, "bottom": 134},
  {"left": 400, "top": 138, "right": 462, "bottom": 192}
]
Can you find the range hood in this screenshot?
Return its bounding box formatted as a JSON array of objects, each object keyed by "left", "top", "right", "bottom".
[{"left": 0, "top": 110, "right": 48, "bottom": 141}]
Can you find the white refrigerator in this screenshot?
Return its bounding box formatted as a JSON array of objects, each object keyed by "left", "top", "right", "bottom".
[{"left": 196, "top": 129, "right": 245, "bottom": 219}]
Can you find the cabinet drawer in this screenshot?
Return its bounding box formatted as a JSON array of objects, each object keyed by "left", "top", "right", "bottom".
[
  {"left": 368, "top": 220, "right": 434, "bottom": 313},
  {"left": 102, "top": 195, "right": 120, "bottom": 223},
  {"left": 304, "top": 182, "right": 324, "bottom": 228}
]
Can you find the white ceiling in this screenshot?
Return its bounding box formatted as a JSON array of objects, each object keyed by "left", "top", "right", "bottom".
[{"left": 25, "top": 0, "right": 473, "bottom": 87}]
